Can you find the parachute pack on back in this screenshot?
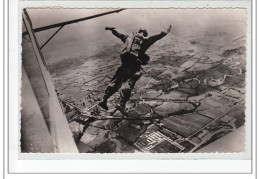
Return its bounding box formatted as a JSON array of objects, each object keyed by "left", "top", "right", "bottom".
[{"left": 122, "top": 32, "right": 145, "bottom": 57}]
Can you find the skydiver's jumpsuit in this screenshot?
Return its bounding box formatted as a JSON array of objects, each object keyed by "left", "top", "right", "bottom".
[{"left": 102, "top": 29, "right": 168, "bottom": 107}]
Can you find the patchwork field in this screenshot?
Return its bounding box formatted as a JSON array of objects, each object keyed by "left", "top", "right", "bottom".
[{"left": 49, "top": 26, "right": 246, "bottom": 153}]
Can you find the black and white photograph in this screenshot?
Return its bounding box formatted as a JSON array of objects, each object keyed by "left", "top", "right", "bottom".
[{"left": 21, "top": 8, "right": 248, "bottom": 154}]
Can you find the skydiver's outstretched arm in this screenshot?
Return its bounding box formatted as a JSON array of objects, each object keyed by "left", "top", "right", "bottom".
[
  {"left": 145, "top": 25, "right": 172, "bottom": 48},
  {"left": 105, "top": 27, "right": 127, "bottom": 43}
]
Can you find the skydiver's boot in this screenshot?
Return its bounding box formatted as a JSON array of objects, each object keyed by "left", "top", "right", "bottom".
[
  {"left": 98, "top": 99, "right": 108, "bottom": 111},
  {"left": 115, "top": 99, "right": 128, "bottom": 117},
  {"left": 98, "top": 85, "right": 116, "bottom": 111},
  {"left": 115, "top": 88, "right": 131, "bottom": 116},
  {"left": 99, "top": 93, "right": 110, "bottom": 110}
]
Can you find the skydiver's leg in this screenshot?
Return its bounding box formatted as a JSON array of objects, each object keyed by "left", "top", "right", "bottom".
[
  {"left": 117, "top": 70, "right": 142, "bottom": 111},
  {"left": 128, "top": 70, "right": 143, "bottom": 90},
  {"left": 99, "top": 67, "right": 124, "bottom": 110}
]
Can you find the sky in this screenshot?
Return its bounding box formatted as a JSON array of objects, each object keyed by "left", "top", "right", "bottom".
[{"left": 23, "top": 8, "right": 247, "bottom": 64}]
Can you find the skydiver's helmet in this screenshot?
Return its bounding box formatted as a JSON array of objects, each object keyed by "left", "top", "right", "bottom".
[{"left": 138, "top": 29, "right": 148, "bottom": 37}]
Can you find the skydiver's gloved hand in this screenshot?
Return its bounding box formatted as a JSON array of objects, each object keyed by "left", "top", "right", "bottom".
[
  {"left": 163, "top": 25, "right": 172, "bottom": 34},
  {"left": 105, "top": 27, "right": 116, "bottom": 31}
]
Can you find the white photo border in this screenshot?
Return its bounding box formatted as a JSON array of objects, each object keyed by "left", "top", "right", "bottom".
[{"left": 5, "top": 0, "right": 256, "bottom": 175}]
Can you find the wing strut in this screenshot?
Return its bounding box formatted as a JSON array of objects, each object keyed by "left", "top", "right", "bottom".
[
  {"left": 23, "top": 8, "right": 125, "bottom": 49},
  {"left": 22, "top": 9, "right": 125, "bottom": 36},
  {"left": 40, "top": 26, "right": 64, "bottom": 50}
]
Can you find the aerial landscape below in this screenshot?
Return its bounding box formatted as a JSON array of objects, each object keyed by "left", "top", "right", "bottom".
[{"left": 22, "top": 8, "right": 247, "bottom": 153}]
